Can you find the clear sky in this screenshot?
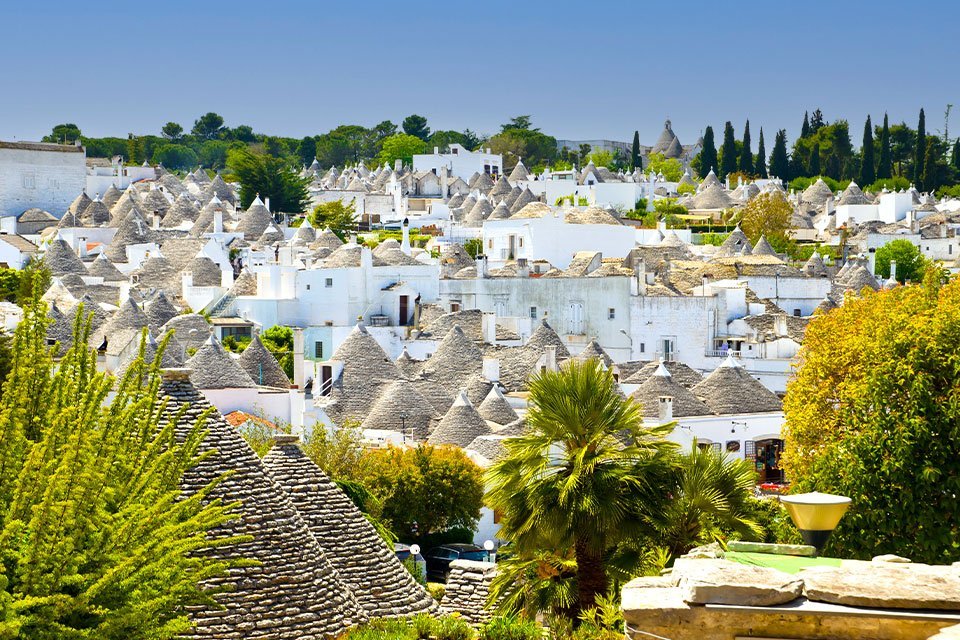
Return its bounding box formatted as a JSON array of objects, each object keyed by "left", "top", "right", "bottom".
[{"left": 2, "top": 0, "right": 956, "bottom": 148}]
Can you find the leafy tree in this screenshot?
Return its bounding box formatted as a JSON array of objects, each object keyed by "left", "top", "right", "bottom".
[
  {"left": 887, "top": 121, "right": 916, "bottom": 177},
  {"left": 261, "top": 325, "right": 294, "bottom": 380},
  {"left": 126, "top": 134, "right": 145, "bottom": 164},
  {"left": 153, "top": 144, "right": 198, "bottom": 171},
  {"left": 738, "top": 120, "right": 753, "bottom": 174},
  {"left": 782, "top": 271, "right": 960, "bottom": 563},
  {"left": 877, "top": 113, "right": 892, "bottom": 179},
  {"left": 42, "top": 123, "right": 82, "bottom": 144},
  {"left": 378, "top": 133, "right": 427, "bottom": 166},
  {"left": 228, "top": 124, "right": 256, "bottom": 143},
  {"left": 0, "top": 289, "right": 237, "bottom": 637},
  {"left": 192, "top": 112, "right": 226, "bottom": 140},
  {"left": 402, "top": 114, "right": 431, "bottom": 141},
  {"left": 645, "top": 152, "right": 683, "bottom": 181},
  {"left": 769, "top": 129, "right": 789, "bottom": 182},
  {"left": 486, "top": 359, "right": 677, "bottom": 616},
  {"left": 463, "top": 238, "right": 483, "bottom": 259},
  {"left": 699, "top": 126, "right": 717, "bottom": 178},
  {"left": 860, "top": 115, "right": 875, "bottom": 186},
  {"left": 808, "top": 142, "right": 820, "bottom": 176},
  {"left": 301, "top": 421, "right": 366, "bottom": 482},
  {"left": 719, "top": 121, "right": 737, "bottom": 179},
  {"left": 198, "top": 140, "right": 232, "bottom": 171},
  {"left": 737, "top": 191, "right": 793, "bottom": 249},
  {"left": 922, "top": 137, "right": 948, "bottom": 194},
  {"left": 809, "top": 108, "right": 825, "bottom": 133},
  {"left": 800, "top": 111, "right": 810, "bottom": 139},
  {"left": 427, "top": 130, "right": 470, "bottom": 153},
  {"left": 488, "top": 126, "right": 558, "bottom": 171},
  {"left": 913, "top": 108, "right": 926, "bottom": 188},
  {"left": 755, "top": 128, "right": 768, "bottom": 178},
  {"left": 358, "top": 444, "right": 484, "bottom": 539},
  {"left": 502, "top": 115, "right": 535, "bottom": 132},
  {"left": 161, "top": 122, "right": 183, "bottom": 141},
  {"left": 309, "top": 199, "right": 357, "bottom": 240},
  {"left": 227, "top": 147, "right": 310, "bottom": 213},
  {"left": 298, "top": 136, "right": 317, "bottom": 166},
  {"left": 460, "top": 129, "right": 482, "bottom": 150},
  {"left": 875, "top": 239, "right": 928, "bottom": 283},
  {"left": 631, "top": 131, "right": 641, "bottom": 171},
  {"left": 586, "top": 149, "right": 614, "bottom": 168}
]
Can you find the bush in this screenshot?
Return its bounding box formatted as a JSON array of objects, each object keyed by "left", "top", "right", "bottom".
[
  {"left": 676, "top": 182, "right": 696, "bottom": 195},
  {"left": 868, "top": 176, "right": 911, "bottom": 193},
  {"left": 434, "top": 616, "right": 475, "bottom": 640},
  {"left": 738, "top": 497, "right": 802, "bottom": 545},
  {"left": 426, "top": 582, "right": 446, "bottom": 602},
  {"left": 479, "top": 616, "right": 541, "bottom": 640}
]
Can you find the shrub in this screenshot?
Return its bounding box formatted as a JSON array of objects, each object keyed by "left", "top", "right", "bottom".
[
  {"left": 737, "top": 497, "right": 802, "bottom": 545},
  {"left": 426, "top": 582, "right": 446, "bottom": 602},
  {"left": 434, "top": 616, "right": 475, "bottom": 640},
  {"left": 478, "top": 616, "right": 542, "bottom": 640}
]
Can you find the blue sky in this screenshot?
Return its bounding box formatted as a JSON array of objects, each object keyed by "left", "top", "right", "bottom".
[{"left": 1, "top": 0, "right": 956, "bottom": 148}]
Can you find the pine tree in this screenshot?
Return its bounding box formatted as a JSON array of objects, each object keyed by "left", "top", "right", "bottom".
[
  {"left": 808, "top": 142, "right": 821, "bottom": 176},
  {"left": 739, "top": 120, "right": 753, "bottom": 174},
  {"left": 631, "top": 130, "right": 641, "bottom": 171},
  {"left": 913, "top": 108, "right": 926, "bottom": 187},
  {"left": 877, "top": 113, "right": 892, "bottom": 179},
  {"left": 770, "top": 129, "right": 789, "bottom": 183},
  {"left": 700, "top": 126, "right": 717, "bottom": 178},
  {"left": 810, "top": 108, "right": 825, "bottom": 133},
  {"left": 0, "top": 283, "right": 238, "bottom": 638},
  {"left": 860, "top": 115, "right": 875, "bottom": 187},
  {"left": 922, "top": 140, "right": 939, "bottom": 193},
  {"left": 719, "top": 121, "right": 737, "bottom": 179},
  {"left": 755, "top": 128, "right": 768, "bottom": 178},
  {"left": 800, "top": 112, "right": 810, "bottom": 139},
  {"left": 952, "top": 138, "right": 960, "bottom": 173}
]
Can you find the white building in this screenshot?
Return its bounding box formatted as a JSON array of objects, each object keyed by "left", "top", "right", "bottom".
[
  {"left": 412, "top": 144, "right": 502, "bottom": 182},
  {"left": 0, "top": 141, "right": 86, "bottom": 218},
  {"left": 85, "top": 157, "right": 156, "bottom": 196}
]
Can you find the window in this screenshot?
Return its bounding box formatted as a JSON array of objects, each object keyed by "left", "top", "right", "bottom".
[
  {"left": 568, "top": 302, "right": 584, "bottom": 335},
  {"left": 519, "top": 237, "right": 524, "bottom": 248},
  {"left": 793, "top": 309, "right": 801, "bottom": 317},
  {"left": 21, "top": 174, "right": 36, "bottom": 189},
  {"left": 639, "top": 343, "right": 645, "bottom": 353},
  {"left": 608, "top": 308, "right": 615, "bottom": 320},
  {"left": 451, "top": 302, "right": 461, "bottom": 312},
  {"left": 315, "top": 341, "right": 323, "bottom": 359},
  {"left": 306, "top": 284, "right": 311, "bottom": 291},
  {"left": 488, "top": 239, "right": 493, "bottom": 249},
  {"left": 529, "top": 306, "right": 537, "bottom": 319},
  {"left": 325, "top": 278, "right": 333, "bottom": 288}
]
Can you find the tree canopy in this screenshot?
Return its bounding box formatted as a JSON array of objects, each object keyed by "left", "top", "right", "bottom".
[
  {"left": 737, "top": 192, "right": 793, "bottom": 249},
  {"left": 401, "top": 114, "right": 430, "bottom": 141},
  {"left": 191, "top": 112, "right": 225, "bottom": 140},
  {"left": 377, "top": 133, "right": 427, "bottom": 166},
  {"left": 875, "top": 238, "right": 928, "bottom": 283},
  {"left": 227, "top": 147, "right": 310, "bottom": 213},
  {"left": 309, "top": 199, "right": 357, "bottom": 240},
  {"left": 782, "top": 272, "right": 960, "bottom": 563}
]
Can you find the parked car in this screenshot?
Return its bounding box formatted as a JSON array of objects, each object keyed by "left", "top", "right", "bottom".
[
  {"left": 425, "top": 543, "right": 489, "bottom": 582},
  {"left": 395, "top": 543, "right": 427, "bottom": 584}
]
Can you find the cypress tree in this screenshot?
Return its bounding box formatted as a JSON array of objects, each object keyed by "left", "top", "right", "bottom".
[
  {"left": 755, "top": 128, "right": 768, "bottom": 178},
  {"left": 913, "top": 108, "right": 926, "bottom": 186},
  {"left": 808, "top": 143, "right": 821, "bottom": 176},
  {"left": 719, "top": 121, "right": 737, "bottom": 179},
  {"left": 801, "top": 112, "right": 810, "bottom": 139},
  {"left": 810, "top": 109, "right": 825, "bottom": 133},
  {"left": 631, "top": 130, "right": 641, "bottom": 171},
  {"left": 877, "top": 113, "right": 892, "bottom": 179},
  {"left": 860, "top": 115, "right": 876, "bottom": 187},
  {"left": 700, "top": 126, "right": 718, "bottom": 178},
  {"left": 770, "top": 129, "right": 789, "bottom": 183},
  {"left": 739, "top": 120, "right": 753, "bottom": 174},
  {"left": 921, "top": 140, "right": 939, "bottom": 193},
  {"left": 952, "top": 138, "right": 960, "bottom": 173}
]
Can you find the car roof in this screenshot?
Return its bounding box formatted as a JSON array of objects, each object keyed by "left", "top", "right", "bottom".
[{"left": 443, "top": 543, "right": 483, "bottom": 551}]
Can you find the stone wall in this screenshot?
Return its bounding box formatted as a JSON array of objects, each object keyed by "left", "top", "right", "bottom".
[
  {"left": 0, "top": 144, "right": 86, "bottom": 218},
  {"left": 440, "top": 560, "right": 496, "bottom": 625}
]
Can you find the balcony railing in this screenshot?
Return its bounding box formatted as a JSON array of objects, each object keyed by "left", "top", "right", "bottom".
[
  {"left": 706, "top": 349, "right": 742, "bottom": 358},
  {"left": 654, "top": 351, "right": 676, "bottom": 362}
]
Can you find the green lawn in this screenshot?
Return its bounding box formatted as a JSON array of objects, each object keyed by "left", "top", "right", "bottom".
[{"left": 724, "top": 550, "right": 842, "bottom": 574}]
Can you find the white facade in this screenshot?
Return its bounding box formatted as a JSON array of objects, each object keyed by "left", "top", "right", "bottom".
[
  {"left": 481, "top": 215, "right": 637, "bottom": 269},
  {"left": 85, "top": 158, "right": 155, "bottom": 196},
  {"left": 0, "top": 141, "right": 86, "bottom": 217},
  {"left": 412, "top": 144, "right": 502, "bottom": 182},
  {"left": 835, "top": 191, "right": 914, "bottom": 228}
]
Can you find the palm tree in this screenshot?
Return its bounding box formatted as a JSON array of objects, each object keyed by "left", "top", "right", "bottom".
[
  {"left": 485, "top": 359, "right": 677, "bottom": 616},
  {"left": 658, "top": 443, "right": 762, "bottom": 558}
]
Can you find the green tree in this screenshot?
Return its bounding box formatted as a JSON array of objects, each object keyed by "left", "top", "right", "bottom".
[
  {"left": 769, "top": 129, "right": 789, "bottom": 182},
  {"left": 486, "top": 359, "right": 677, "bottom": 616},
  {"left": 126, "top": 134, "right": 145, "bottom": 164},
  {"left": 800, "top": 111, "right": 810, "bottom": 139},
  {"left": 913, "top": 108, "right": 926, "bottom": 188},
  {"left": 192, "top": 112, "right": 226, "bottom": 140},
  {"left": 488, "top": 126, "right": 558, "bottom": 171},
  {"left": 808, "top": 142, "right": 820, "bottom": 176},
  {"left": 463, "top": 238, "right": 483, "bottom": 258},
  {"left": 378, "top": 133, "right": 428, "bottom": 166},
  {"left": 0, "top": 290, "right": 237, "bottom": 637},
  {"left": 359, "top": 444, "right": 484, "bottom": 539},
  {"left": 261, "top": 325, "right": 294, "bottom": 380},
  {"left": 874, "top": 239, "right": 928, "bottom": 283},
  {"left": 42, "top": 123, "right": 82, "bottom": 144},
  {"left": 228, "top": 124, "right": 256, "bottom": 143},
  {"left": 153, "top": 144, "right": 199, "bottom": 171},
  {"left": 227, "top": 147, "right": 310, "bottom": 213},
  {"left": 309, "top": 199, "right": 357, "bottom": 240},
  {"left": 501, "top": 115, "right": 535, "bottom": 132},
  {"left": 161, "top": 122, "right": 183, "bottom": 141},
  {"left": 922, "top": 138, "right": 945, "bottom": 194},
  {"left": 631, "top": 130, "right": 641, "bottom": 171},
  {"left": 859, "top": 115, "right": 875, "bottom": 186},
  {"left": 755, "top": 128, "right": 768, "bottom": 178},
  {"left": 719, "top": 121, "right": 737, "bottom": 179},
  {"left": 952, "top": 138, "right": 960, "bottom": 174},
  {"left": 645, "top": 152, "right": 683, "bottom": 181},
  {"left": 782, "top": 271, "right": 960, "bottom": 563},
  {"left": 699, "top": 125, "right": 717, "bottom": 178},
  {"left": 298, "top": 136, "right": 317, "bottom": 166},
  {"left": 198, "top": 140, "right": 232, "bottom": 170},
  {"left": 877, "top": 113, "right": 892, "bottom": 179},
  {"left": 737, "top": 191, "right": 793, "bottom": 250},
  {"left": 810, "top": 108, "right": 825, "bottom": 133},
  {"left": 402, "top": 114, "right": 431, "bottom": 141},
  {"left": 738, "top": 120, "right": 753, "bottom": 174}
]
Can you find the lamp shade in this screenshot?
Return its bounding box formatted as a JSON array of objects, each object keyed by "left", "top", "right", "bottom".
[{"left": 781, "top": 492, "right": 851, "bottom": 552}]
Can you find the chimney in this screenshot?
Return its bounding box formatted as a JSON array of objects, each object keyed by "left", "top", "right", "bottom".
[
  {"left": 482, "top": 356, "right": 500, "bottom": 382},
  {"left": 476, "top": 255, "right": 489, "bottom": 278},
  {"left": 774, "top": 314, "right": 788, "bottom": 337},
  {"left": 349, "top": 232, "right": 358, "bottom": 245},
  {"left": 517, "top": 257, "right": 529, "bottom": 278},
  {"left": 264, "top": 197, "right": 271, "bottom": 212},
  {"left": 867, "top": 248, "right": 876, "bottom": 275},
  {"left": 441, "top": 164, "right": 449, "bottom": 199},
  {"left": 544, "top": 346, "right": 557, "bottom": 371},
  {"left": 400, "top": 218, "right": 411, "bottom": 255},
  {"left": 889, "top": 259, "right": 897, "bottom": 282},
  {"left": 77, "top": 237, "right": 88, "bottom": 258},
  {"left": 481, "top": 311, "right": 497, "bottom": 344},
  {"left": 292, "top": 328, "right": 305, "bottom": 389},
  {"left": 152, "top": 210, "right": 161, "bottom": 230},
  {"left": 658, "top": 396, "right": 674, "bottom": 422},
  {"left": 433, "top": 146, "right": 439, "bottom": 154},
  {"left": 394, "top": 158, "right": 402, "bottom": 172},
  {"left": 213, "top": 208, "right": 223, "bottom": 234}
]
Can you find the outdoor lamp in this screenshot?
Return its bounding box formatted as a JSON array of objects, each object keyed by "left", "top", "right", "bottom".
[
  {"left": 780, "top": 492, "right": 851, "bottom": 555},
  {"left": 483, "top": 539, "right": 496, "bottom": 564},
  {"left": 409, "top": 544, "right": 420, "bottom": 557}
]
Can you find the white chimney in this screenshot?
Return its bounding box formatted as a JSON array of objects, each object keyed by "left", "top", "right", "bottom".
[
  {"left": 264, "top": 197, "right": 271, "bottom": 212},
  {"left": 476, "top": 255, "right": 489, "bottom": 278},
  {"left": 774, "top": 314, "right": 788, "bottom": 337},
  {"left": 152, "top": 211, "right": 161, "bottom": 230},
  {"left": 400, "top": 218, "right": 411, "bottom": 255},
  {"left": 658, "top": 396, "right": 674, "bottom": 422},
  {"left": 867, "top": 248, "right": 876, "bottom": 275},
  {"left": 482, "top": 356, "right": 500, "bottom": 382},
  {"left": 292, "top": 328, "right": 305, "bottom": 389},
  {"left": 889, "top": 259, "right": 897, "bottom": 282},
  {"left": 213, "top": 209, "right": 223, "bottom": 234},
  {"left": 517, "top": 258, "right": 529, "bottom": 278},
  {"left": 481, "top": 311, "right": 497, "bottom": 345}
]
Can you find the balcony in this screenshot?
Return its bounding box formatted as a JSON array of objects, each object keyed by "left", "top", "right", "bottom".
[
  {"left": 654, "top": 351, "right": 676, "bottom": 362},
  {"left": 706, "top": 349, "right": 742, "bottom": 358}
]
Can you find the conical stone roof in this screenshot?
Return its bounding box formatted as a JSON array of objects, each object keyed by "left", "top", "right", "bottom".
[
  {"left": 162, "top": 313, "right": 213, "bottom": 349},
  {"left": 427, "top": 389, "right": 492, "bottom": 447},
  {"left": 86, "top": 253, "right": 125, "bottom": 282},
  {"left": 418, "top": 326, "right": 483, "bottom": 395},
  {"left": 158, "top": 374, "right": 364, "bottom": 638},
  {"left": 237, "top": 196, "right": 273, "bottom": 240},
  {"left": 477, "top": 386, "right": 519, "bottom": 425},
  {"left": 751, "top": 235, "right": 778, "bottom": 257},
  {"left": 105, "top": 207, "right": 153, "bottom": 262},
  {"left": 508, "top": 160, "right": 530, "bottom": 183},
  {"left": 186, "top": 335, "right": 256, "bottom": 389},
  {"left": 323, "top": 322, "right": 401, "bottom": 423},
  {"left": 239, "top": 335, "right": 290, "bottom": 388},
  {"left": 262, "top": 438, "right": 437, "bottom": 617},
  {"left": 361, "top": 379, "right": 438, "bottom": 441},
  {"left": 395, "top": 348, "right": 422, "bottom": 379},
  {"left": 573, "top": 338, "right": 614, "bottom": 368},
  {"left": 144, "top": 291, "right": 179, "bottom": 328},
  {"left": 80, "top": 198, "right": 111, "bottom": 226},
  {"left": 631, "top": 363, "right": 711, "bottom": 418},
  {"left": 100, "top": 184, "right": 122, "bottom": 210},
  {"left": 44, "top": 237, "right": 87, "bottom": 276},
  {"left": 692, "top": 355, "right": 782, "bottom": 414},
  {"left": 161, "top": 193, "right": 201, "bottom": 228}
]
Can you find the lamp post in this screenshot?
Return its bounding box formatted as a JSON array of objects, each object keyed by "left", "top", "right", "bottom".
[
  {"left": 780, "top": 492, "right": 851, "bottom": 555},
  {"left": 483, "top": 539, "right": 496, "bottom": 564}
]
